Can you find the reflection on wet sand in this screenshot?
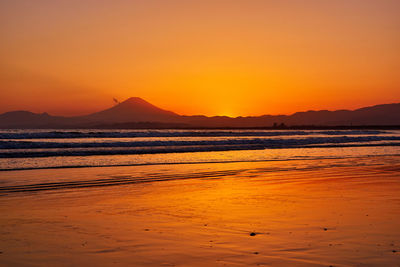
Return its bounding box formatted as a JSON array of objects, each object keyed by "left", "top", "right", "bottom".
[{"left": 1, "top": 157, "right": 400, "bottom": 266}]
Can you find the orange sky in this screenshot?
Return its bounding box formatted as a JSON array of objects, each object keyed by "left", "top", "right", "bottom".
[{"left": 1, "top": 0, "right": 399, "bottom": 117}]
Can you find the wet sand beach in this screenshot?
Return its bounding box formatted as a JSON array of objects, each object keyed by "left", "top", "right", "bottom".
[{"left": 1, "top": 156, "right": 400, "bottom": 266}]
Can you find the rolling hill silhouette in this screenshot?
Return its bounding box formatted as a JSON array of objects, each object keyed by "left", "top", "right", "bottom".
[{"left": 0, "top": 97, "right": 399, "bottom": 129}]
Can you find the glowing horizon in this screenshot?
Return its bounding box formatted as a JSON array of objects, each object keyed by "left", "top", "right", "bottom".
[{"left": 1, "top": 0, "right": 399, "bottom": 117}]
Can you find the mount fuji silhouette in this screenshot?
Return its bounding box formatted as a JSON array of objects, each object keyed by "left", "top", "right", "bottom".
[
  {"left": 0, "top": 97, "right": 399, "bottom": 129},
  {"left": 81, "top": 97, "right": 179, "bottom": 123}
]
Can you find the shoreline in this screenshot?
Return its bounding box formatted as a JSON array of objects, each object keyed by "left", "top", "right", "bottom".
[{"left": 0, "top": 151, "right": 399, "bottom": 170}]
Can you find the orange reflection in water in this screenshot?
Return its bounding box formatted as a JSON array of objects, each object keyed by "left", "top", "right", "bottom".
[{"left": 1, "top": 157, "right": 400, "bottom": 266}]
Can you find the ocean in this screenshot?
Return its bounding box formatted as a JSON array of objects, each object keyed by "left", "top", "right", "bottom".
[{"left": 1, "top": 129, "right": 399, "bottom": 171}]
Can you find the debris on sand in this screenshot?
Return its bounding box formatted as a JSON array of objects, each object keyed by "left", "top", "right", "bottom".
[{"left": 250, "top": 232, "right": 256, "bottom": 236}]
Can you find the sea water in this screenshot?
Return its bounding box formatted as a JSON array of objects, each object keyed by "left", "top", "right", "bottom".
[{"left": 1, "top": 129, "right": 399, "bottom": 171}]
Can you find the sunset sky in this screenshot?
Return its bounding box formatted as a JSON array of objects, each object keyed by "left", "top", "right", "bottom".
[{"left": 1, "top": 0, "right": 399, "bottom": 117}]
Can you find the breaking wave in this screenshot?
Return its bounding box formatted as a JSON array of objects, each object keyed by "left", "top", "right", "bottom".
[{"left": 0, "top": 129, "right": 389, "bottom": 139}]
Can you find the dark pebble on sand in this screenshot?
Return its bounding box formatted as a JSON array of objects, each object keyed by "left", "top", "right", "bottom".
[
  {"left": 144, "top": 229, "right": 150, "bottom": 231},
  {"left": 393, "top": 250, "right": 397, "bottom": 253},
  {"left": 250, "top": 232, "right": 256, "bottom": 236},
  {"left": 254, "top": 252, "right": 259, "bottom": 254},
  {"left": 323, "top": 228, "right": 328, "bottom": 231}
]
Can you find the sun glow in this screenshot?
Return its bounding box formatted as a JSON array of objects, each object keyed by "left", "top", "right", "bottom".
[{"left": 0, "top": 1, "right": 399, "bottom": 116}]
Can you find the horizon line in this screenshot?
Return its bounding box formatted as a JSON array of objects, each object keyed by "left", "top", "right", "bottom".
[{"left": 1, "top": 97, "right": 399, "bottom": 119}]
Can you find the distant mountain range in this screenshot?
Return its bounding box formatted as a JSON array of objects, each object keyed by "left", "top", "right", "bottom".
[{"left": 1, "top": 97, "right": 399, "bottom": 129}]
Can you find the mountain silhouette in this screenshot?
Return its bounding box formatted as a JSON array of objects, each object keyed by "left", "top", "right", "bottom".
[
  {"left": 0, "top": 97, "right": 399, "bottom": 129},
  {"left": 0, "top": 111, "right": 65, "bottom": 128},
  {"left": 81, "top": 97, "right": 179, "bottom": 123}
]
